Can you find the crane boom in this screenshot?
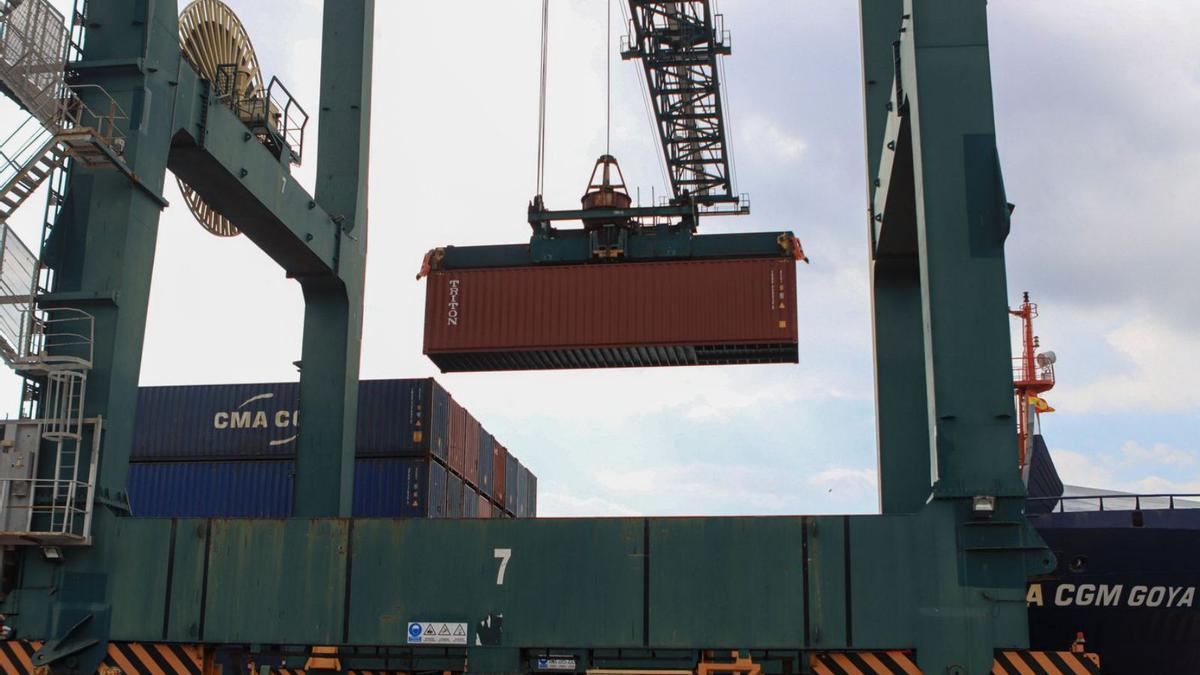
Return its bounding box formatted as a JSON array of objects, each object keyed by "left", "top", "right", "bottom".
[{"left": 621, "top": 1, "right": 737, "bottom": 205}]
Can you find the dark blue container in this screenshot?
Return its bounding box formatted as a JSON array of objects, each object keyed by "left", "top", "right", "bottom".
[
  {"left": 127, "top": 460, "right": 293, "bottom": 517},
  {"left": 128, "top": 457, "right": 458, "bottom": 519},
  {"left": 429, "top": 460, "right": 448, "bottom": 518},
  {"left": 515, "top": 465, "right": 529, "bottom": 518},
  {"left": 463, "top": 486, "right": 477, "bottom": 518},
  {"left": 528, "top": 473, "right": 537, "bottom": 517},
  {"left": 504, "top": 454, "right": 519, "bottom": 513},
  {"left": 353, "top": 457, "right": 448, "bottom": 518},
  {"left": 132, "top": 379, "right": 450, "bottom": 461},
  {"left": 477, "top": 431, "right": 494, "bottom": 498},
  {"left": 448, "top": 473, "right": 463, "bottom": 518}
]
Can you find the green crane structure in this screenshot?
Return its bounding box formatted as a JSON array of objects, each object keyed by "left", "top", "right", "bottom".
[{"left": 0, "top": 1, "right": 1065, "bottom": 673}]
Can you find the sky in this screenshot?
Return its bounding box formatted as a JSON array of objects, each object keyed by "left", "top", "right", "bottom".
[{"left": 0, "top": 1, "right": 1196, "bottom": 516}]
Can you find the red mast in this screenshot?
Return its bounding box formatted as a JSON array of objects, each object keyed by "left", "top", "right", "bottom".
[{"left": 1009, "top": 292, "right": 1055, "bottom": 471}]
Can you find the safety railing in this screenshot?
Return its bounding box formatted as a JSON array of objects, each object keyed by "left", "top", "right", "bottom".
[
  {"left": 1028, "top": 493, "right": 1200, "bottom": 514},
  {"left": 60, "top": 82, "right": 128, "bottom": 154},
  {"left": 22, "top": 305, "right": 93, "bottom": 369},
  {"left": 0, "top": 0, "right": 70, "bottom": 126},
  {"left": 1012, "top": 356, "right": 1054, "bottom": 387},
  {"left": 265, "top": 76, "right": 308, "bottom": 164},
  {"left": 0, "top": 417, "right": 100, "bottom": 544},
  {"left": 0, "top": 222, "right": 37, "bottom": 364},
  {"left": 0, "top": 113, "right": 52, "bottom": 188},
  {"left": 214, "top": 65, "right": 308, "bottom": 165}
]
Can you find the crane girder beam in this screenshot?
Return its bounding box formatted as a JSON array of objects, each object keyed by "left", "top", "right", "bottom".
[{"left": 169, "top": 63, "right": 343, "bottom": 279}]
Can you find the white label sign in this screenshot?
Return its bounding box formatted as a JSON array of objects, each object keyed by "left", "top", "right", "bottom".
[{"left": 407, "top": 621, "right": 469, "bottom": 645}]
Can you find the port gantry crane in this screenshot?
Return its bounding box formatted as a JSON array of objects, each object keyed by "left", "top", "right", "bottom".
[{"left": 0, "top": 1, "right": 1095, "bottom": 674}]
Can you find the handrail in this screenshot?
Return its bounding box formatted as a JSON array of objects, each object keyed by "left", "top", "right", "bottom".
[{"left": 1028, "top": 493, "right": 1200, "bottom": 513}]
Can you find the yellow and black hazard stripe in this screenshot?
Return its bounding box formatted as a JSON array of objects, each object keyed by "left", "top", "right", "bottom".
[
  {"left": 0, "top": 641, "right": 205, "bottom": 675},
  {"left": 810, "top": 650, "right": 922, "bottom": 675},
  {"left": 993, "top": 650, "right": 1100, "bottom": 675},
  {"left": 0, "top": 640, "right": 40, "bottom": 675}
]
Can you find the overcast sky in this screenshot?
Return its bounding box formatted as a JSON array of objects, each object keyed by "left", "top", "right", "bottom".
[{"left": 1, "top": 1, "right": 1196, "bottom": 516}]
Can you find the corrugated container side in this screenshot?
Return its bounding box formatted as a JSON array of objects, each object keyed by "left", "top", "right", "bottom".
[
  {"left": 477, "top": 493, "right": 491, "bottom": 518},
  {"left": 491, "top": 504, "right": 502, "bottom": 519},
  {"left": 355, "top": 379, "right": 435, "bottom": 456},
  {"left": 448, "top": 399, "right": 466, "bottom": 476},
  {"left": 429, "top": 460, "right": 448, "bottom": 518},
  {"left": 515, "top": 464, "right": 529, "bottom": 518},
  {"left": 448, "top": 473, "right": 463, "bottom": 518},
  {"left": 477, "top": 431, "right": 494, "bottom": 497},
  {"left": 528, "top": 473, "right": 537, "bottom": 517},
  {"left": 127, "top": 461, "right": 293, "bottom": 517},
  {"left": 423, "top": 258, "right": 799, "bottom": 371},
  {"left": 352, "top": 457, "right": 430, "bottom": 517},
  {"left": 463, "top": 487, "right": 477, "bottom": 518},
  {"left": 504, "top": 454, "right": 518, "bottom": 513},
  {"left": 132, "top": 379, "right": 452, "bottom": 461},
  {"left": 133, "top": 383, "right": 301, "bottom": 460},
  {"left": 493, "top": 441, "right": 507, "bottom": 507},
  {"left": 464, "top": 413, "right": 480, "bottom": 487},
  {"left": 430, "top": 380, "right": 450, "bottom": 461}
]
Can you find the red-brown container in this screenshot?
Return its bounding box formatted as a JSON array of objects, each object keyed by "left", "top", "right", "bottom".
[
  {"left": 448, "top": 399, "right": 466, "bottom": 476},
  {"left": 493, "top": 441, "right": 507, "bottom": 508},
  {"left": 477, "top": 493, "right": 491, "bottom": 519},
  {"left": 464, "top": 413, "right": 481, "bottom": 486},
  {"left": 423, "top": 258, "right": 798, "bottom": 371}
]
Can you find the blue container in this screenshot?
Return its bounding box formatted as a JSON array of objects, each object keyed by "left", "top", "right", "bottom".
[
  {"left": 528, "top": 473, "right": 537, "bottom": 517},
  {"left": 429, "top": 460, "right": 448, "bottom": 518},
  {"left": 477, "top": 431, "right": 494, "bottom": 498},
  {"left": 132, "top": 379, "right": 451, "bottom": 461},
  {"left": 515, "top": 465, "right": 529, "bottom": 518},
  {"left": 462, "top": 486, "right": 477, "bottom": 518},
  {"left": 447, "top": 473, "right": 463, "bottom": 518},
  {"left": 353, "top": 457, "right": 448, "bottom": 518},
  {"left": 127, "top": 460, "right": 293, "bottom": 517},
  {"left": 128, "top": 457, "right": 457, "bottom": 519},
  {"left": 504, "top": 454, "right": 519, "bottom": 513}
]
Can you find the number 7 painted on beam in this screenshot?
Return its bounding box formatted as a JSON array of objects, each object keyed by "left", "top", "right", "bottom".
[{"left": 494, "top": 548, "right": 512, "bottom": 585}]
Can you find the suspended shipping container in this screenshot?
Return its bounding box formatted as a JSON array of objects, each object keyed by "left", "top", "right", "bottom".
[
  {"left": 132, "top": 379, "right": 451, "bottom": 461},
  {"left": 423, "top": 258, "right": 799, "bottom": 371}
]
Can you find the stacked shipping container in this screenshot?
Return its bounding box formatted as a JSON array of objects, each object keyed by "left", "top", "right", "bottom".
[{"left": 126, "top": 379, "right": 536, "bottom": 519}]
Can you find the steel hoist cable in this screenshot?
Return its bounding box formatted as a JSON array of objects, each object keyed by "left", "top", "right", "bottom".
[{"left": 535, "top": 0, "right": 550, "bottom": 198}]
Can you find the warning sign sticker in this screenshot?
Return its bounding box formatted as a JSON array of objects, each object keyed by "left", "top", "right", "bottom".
[{"left": 407, "top": 621, "right": 469, "bottom": 645}]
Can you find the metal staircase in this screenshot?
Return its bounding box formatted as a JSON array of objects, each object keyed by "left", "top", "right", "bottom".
[{"left": 0, "top": 0, "right": 106, "bottom": 546}]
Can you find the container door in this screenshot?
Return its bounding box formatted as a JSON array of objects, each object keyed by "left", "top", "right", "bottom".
[
  {"left": 477, "top": 431, "right": 494, "bottom": 497},
  {"left": 429, "top": 460, "right": 448, "bottom": 518},
  {"left": 430, "top": 379, "right": 450, "bottom": 461},
  {"left": 448, "top": 474, "right": 464, "bottom": 518},
  {"left": 493, "top": 442, "right": 507, "bottom": 507}
]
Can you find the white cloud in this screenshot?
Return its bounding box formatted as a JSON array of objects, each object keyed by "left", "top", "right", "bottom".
[
  {"left": 538, "top": 490, "right": 640, "bottom": 518},
  {"left": 1055, "top": 317, "right": 1200, "bottom": 413},
  {"left": 1051, "top": 444, "right": 1200, "bottom": 495},
  {"left": 740, "top": 115, "right": 808, "bottom": 163},
  {"left": 807, "top": 467, "right": 877, "bottom": 495},
  {"left": 1118, "top": 441, "right": 1197, "bottom": 468}
]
